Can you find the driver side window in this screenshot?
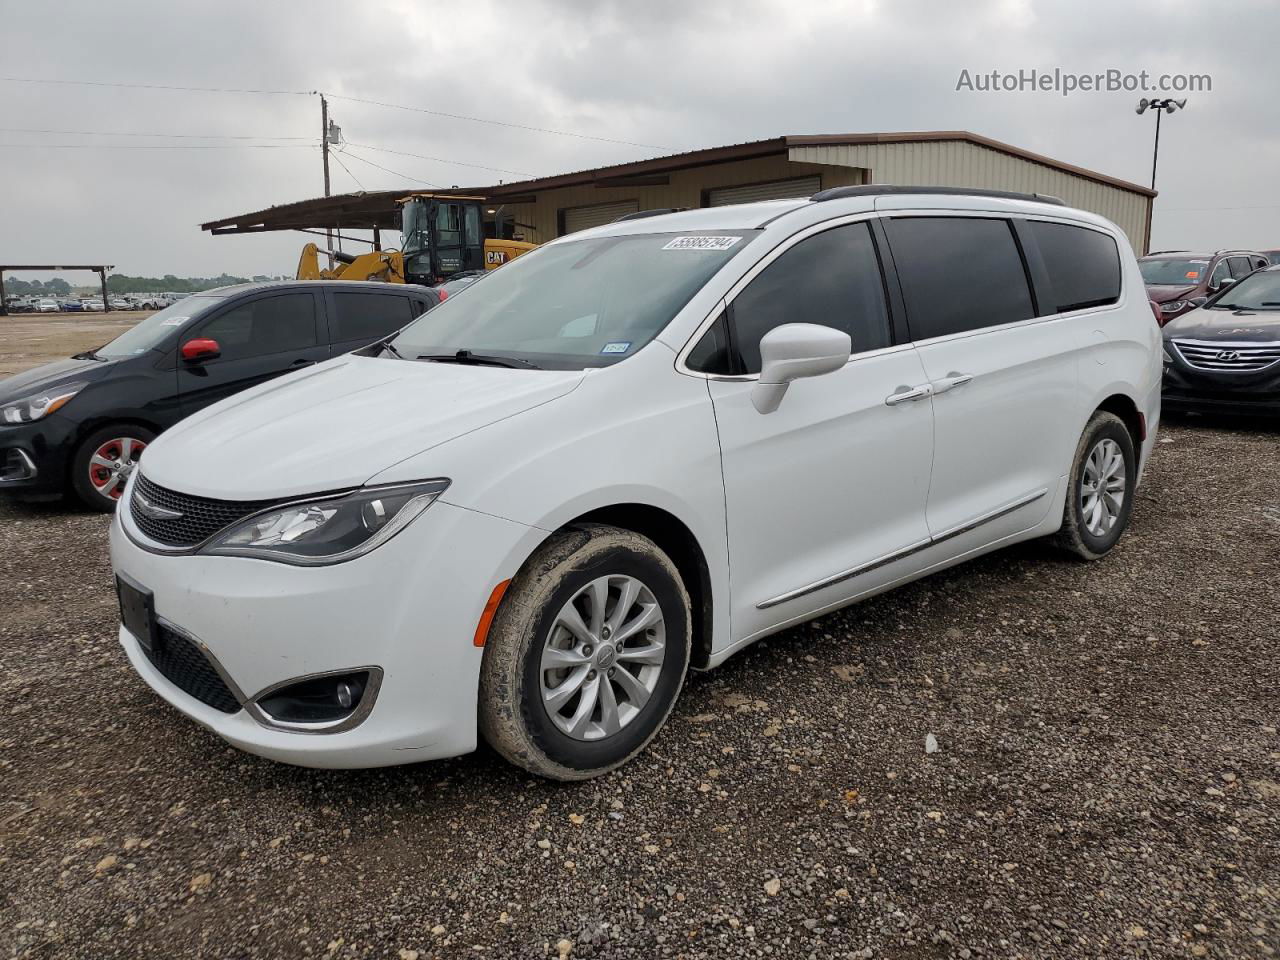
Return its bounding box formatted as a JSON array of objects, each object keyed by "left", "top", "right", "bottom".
[{"left": 687, "top": 222, "right": 891, "bottom": 375}]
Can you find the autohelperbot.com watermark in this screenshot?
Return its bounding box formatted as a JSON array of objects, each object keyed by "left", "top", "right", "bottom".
[{"left": 955, "top": 68, "right": 1211, "bottom": 97}]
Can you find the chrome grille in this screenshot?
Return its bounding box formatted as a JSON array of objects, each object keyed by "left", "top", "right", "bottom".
[
  {"left": 130, "top": 473, "right": 281, "bottom": 548},
  {"left": 1172, "top": 340, "right": 1280, "bottom": 372}
]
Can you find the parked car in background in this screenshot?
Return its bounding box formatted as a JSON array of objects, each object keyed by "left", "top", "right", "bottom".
[
  {"left": 0, "top": 280, "right": 439, "bottom": 510},
  {"left": 434, "top": 271, "right": 485, "bottom": 301},
  {"left": 1162, "top": 263, "right": 1280, "bottom": 416},
  {"left": 108, "top": 298, "right": 133, "bottom": 310},
  {"left": 80, "top": 299, "right": 105, "bottom": 312},
  {"left": 1140, "top": 249, "right": 1269, "bottom": 324},
  {"left": 108, "top": 187, "right": 1160, "bottom": 780},
  {"left": 1260, "top": 249, "right": 1280, "bottom": 266},
  {"left": 59, "top": 300, "right": 84, "bottom": 312},
  {"left": 36, "top": 299, "right": 59, "bottom": 313}
]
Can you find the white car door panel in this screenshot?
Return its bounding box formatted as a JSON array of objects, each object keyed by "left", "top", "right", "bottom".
[
  {"left": 711, "top": 346, "right": 934, "bottom": 640},
  {"left": 914, "top": 319, "right": 1078, "bottom": 546}
]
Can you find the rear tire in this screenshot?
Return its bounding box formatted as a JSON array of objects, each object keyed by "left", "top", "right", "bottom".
[
  {"left": 70, "top": 424, "right": 154, "bottom": 512},
  {"left": 1054, "top": 411, "right": 1136, "bottom": 560},
  {"left": 479, "top": 523, "right": 691, "bottom": 781}
]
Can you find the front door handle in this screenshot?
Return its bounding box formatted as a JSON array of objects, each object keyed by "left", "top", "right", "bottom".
[
  {"left": 291, "top": 359, "right": 317, "bottom": 368},
  {"left": 885, "top": 383, "right": 933, "bottom": 406},
  {"left": 932, "top": 372, "right": 974, "bottom": 395}
]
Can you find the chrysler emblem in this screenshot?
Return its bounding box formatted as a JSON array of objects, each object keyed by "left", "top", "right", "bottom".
[
  {"left": 134, "top": 491, "right": 183, "bottom": 521},
  {"left": 1215, "top": 350, "right": 1241, "bottom": 362}
]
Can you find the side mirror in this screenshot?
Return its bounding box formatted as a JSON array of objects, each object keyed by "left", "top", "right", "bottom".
[
  {"left": 751, "top": 323, "right": 852, "bottom": 414},
  {"left": 1213, "top": 276, "right": 1236, "bottom": 292},
  {"left": 181, "top": 338, "right": 221, "bottom": 363}
]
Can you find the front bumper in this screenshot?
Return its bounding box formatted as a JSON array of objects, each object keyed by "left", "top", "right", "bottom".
[
  {"left": 1162, "top": 355, "right": 1280, "bottom": 417},
  {"left": 0, "top": 415, "right": 76, "bottom": 497},
  {"left": 110, "top": 493, "right": 544, "bottom": 768}
]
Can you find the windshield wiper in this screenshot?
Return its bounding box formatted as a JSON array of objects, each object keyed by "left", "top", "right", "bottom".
[
  {"left": 379, "top": 339, "right": 406, "bottom": 360},
  {"left": 416, "top": 349, "right": 539, "bottom": 369},
  {"left": 73, "top": 349, "right": 107, "bottom": 361}
]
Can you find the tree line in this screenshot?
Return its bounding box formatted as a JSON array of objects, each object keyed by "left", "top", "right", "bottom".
[{"left": 3, "top": 273, "right": 283, "bottom": 297}]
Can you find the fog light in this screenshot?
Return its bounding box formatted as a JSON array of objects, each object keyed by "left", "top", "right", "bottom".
[{"left": 255, "top": 670, "right": 373, "bottom": 725}]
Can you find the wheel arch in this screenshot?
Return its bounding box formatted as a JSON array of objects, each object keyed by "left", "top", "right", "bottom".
[
  {"left": 1093, "top": 393, "right": 1145, "bottom": 464},
  {"left": 65, "top": 416, "right": 162, "bottom": 485},
  {"left": 537, "top": 503, "right": 716, "bottom": 670}
]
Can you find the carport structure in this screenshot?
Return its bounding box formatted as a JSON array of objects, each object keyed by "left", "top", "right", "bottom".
[{"left": 0, "top": 264, "right": 114, "bottom": 314}]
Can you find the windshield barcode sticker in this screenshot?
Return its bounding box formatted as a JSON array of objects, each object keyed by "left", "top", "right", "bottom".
[{"left": 663, "top": 236, "right": 742, "bottom": 251}]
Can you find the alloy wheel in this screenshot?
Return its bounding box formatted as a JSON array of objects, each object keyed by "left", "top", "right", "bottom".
[
  {"left": 1080, "top": 437, "right": 1126, "bottom": 538},
  {"left": 539, "top": 574, "right": 667, "bottom": 741},
  {"left": 89, "top": 437, "right": 146, "bottom": 501}
]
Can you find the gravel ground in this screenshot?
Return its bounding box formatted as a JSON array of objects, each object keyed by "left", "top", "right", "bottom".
[{"left": 2, "top": 414, "right": 1278, "bottom": 960}]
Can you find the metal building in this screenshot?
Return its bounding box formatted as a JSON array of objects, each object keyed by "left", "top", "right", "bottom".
[
  {"left": 203, "top": 131, "right": 1156, "bottom": 254},
  {"left": 483, "top": 132, "right": 1155, "bottom": 252}
]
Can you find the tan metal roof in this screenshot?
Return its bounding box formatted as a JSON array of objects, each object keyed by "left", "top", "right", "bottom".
[{"left": 202, "top": 130, "right": 1154, "bottom": 236}]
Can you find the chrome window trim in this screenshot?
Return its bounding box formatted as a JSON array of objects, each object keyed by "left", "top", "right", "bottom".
[
  {"left": 757, "top": 487, "right": 1048, "bottom": 609},
  {"left": 674, "top": 209, "right": 1132, "bottom": 378}
]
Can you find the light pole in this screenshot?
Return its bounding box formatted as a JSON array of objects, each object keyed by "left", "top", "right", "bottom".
[{"left": 1135, "top": 97, "right": 1186, "bottom": 191}]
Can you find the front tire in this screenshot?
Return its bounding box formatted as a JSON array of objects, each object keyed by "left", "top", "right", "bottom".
[
  {"left": 479, "top": 524, "right": 691, "bottom": 781},
  {"left": 69, "top": 424, "right": 154, "bottom": 512},
  {"left": 1054, "top": 411, "right": 1136, "bottom": 560}
]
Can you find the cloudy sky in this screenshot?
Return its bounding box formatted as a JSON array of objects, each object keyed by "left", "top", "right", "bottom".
[{"left": 3, "top": 0, "right": 1277, "bottom": 281}]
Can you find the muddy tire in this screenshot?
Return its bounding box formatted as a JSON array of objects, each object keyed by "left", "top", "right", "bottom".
[
  {"left": 478, "top": 523, "right": 691, "bottom": 781},
  {"left": 1054, "top": 411, "right": 1136, "bottom": 561}
]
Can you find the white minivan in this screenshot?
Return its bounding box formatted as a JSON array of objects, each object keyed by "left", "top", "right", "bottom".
[{"left": 110, "top": 186, "right": 1161, "bottom": 780}]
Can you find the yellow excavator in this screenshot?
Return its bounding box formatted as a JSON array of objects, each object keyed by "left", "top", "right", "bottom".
[{"left": 296, "top": 193, "right": 536, "bottom": 286}]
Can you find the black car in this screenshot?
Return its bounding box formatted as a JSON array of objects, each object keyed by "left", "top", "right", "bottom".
[
  {"left": 0, "top": 280, "right": 439, "bottom": 510},
  {"left": 1162, "top": 265, "right": 1280, "bottom": 416}
]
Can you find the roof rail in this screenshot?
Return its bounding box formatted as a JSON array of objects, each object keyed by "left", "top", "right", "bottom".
[
  {"left": 613, "top": 208, "right": 687, "bottom": 223},
  {"left": 810, "top": 184, "right": 1065, "bottom": 206},
  {"left": 1145, "top": 250, "right": 1190, "bottom": 255}
]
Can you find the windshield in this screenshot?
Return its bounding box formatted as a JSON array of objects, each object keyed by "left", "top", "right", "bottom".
[
  {"left": 388, "top": 231, "right": 754, "bottom": 369},
  {"left": 1207, "top": 269, "right": 1280, "bottom": 310},
  {"left": 1139, "top": 258, "right": 1209, "bottom": 285},
  {"left": 96, "top": 296, "right": 224, "bottom": 358}
]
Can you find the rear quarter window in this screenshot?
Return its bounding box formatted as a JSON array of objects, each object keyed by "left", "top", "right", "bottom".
[{"left": 1027, "top": 220, "right": 1121, "bottom": 313}]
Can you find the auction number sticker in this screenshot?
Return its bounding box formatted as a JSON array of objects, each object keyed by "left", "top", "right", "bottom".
[
  {"left": 663, "top": 236, "right": 742, "bottom": 251},
  {"left": 161, "top": 316, "right": 189, "bottom": 326}
]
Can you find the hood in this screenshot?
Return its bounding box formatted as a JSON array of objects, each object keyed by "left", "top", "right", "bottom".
[
  {"left": 1144, "top": 283, "right": 1199, "bottom": 303},
  {"left": 0, "top": 355, "right": 116, "bottom": 404},
  {"left": 140, "top": 355, "right": 584, "bottom": 499},
  {"left": 1162, "top": 307, "right": 1280, "bottom": 343}
]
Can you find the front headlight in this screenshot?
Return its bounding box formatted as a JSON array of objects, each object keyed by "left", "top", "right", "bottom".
[
  {"left": 1, "top": 381, "right": 87, "bottom": 424},
  {"left": 1159, "top": 300, "right": 1187, "bottom": 314},
  {"left": 200, "top": 479, "right": 449, "bottom": 565}
]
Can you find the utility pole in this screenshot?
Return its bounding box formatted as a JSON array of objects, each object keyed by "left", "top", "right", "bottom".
[{"left": 321, "top": 94, "right": 333, "bottom": 270}]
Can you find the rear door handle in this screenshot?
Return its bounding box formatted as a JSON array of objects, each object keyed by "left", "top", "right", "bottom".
[
  {"left": 885, "top": 383, "right": 933, "bottom": 406},
  {"left": 932, "top": 372, "right": 973, "bottom": 395}
]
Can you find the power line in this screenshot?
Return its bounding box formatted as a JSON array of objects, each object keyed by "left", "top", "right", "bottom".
[
  {"left": 0, "top": 75, "right": 311, "bottom": 96},
  {"left": 0, "top": 125, "right": 315, "bottom": 141},
  {"left": 337, "top": 147, "right": 441, "bottom": 188},
  {"left": 326, "top": 92, "right": 667, "bottom": 149},
  {"left": 344, "top": 141, "right": 534, "bottom": 177},
  {"left": 0, "top": 142, "right": 316, "bottom": 150},
  {"left": 0, "top": 74, "right": 670, "bottom": 152},
  {"left": 328, "top": 149, "right": 366, "bottom": 191}
]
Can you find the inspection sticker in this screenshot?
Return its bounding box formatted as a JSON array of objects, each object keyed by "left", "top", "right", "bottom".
[
  {"left": 601, "top": 341, "right": 632, "bottom": 354},
  {"left": 160, "top": 316, "right": 189, "bottom": 326},
  {"left": 663, "top": 235, "right": 742, "bottom": 251}
]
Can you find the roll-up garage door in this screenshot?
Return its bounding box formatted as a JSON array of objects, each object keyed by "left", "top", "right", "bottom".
[
  {"left": 707, "top": 176, "right": 822, "bottom": 207},
  {"left": 562, "top": 200, "right": 640, "bottom": 234}
]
